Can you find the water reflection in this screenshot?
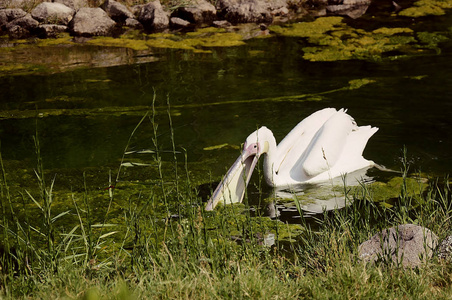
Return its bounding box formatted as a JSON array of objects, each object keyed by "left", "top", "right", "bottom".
[{"left": 253, "top": 167, "right": 375, "bottom": 222}]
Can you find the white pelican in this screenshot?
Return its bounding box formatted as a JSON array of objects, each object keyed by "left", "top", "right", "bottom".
[{"left": 205, "top": 108, "right": 378, "bottom": 211}]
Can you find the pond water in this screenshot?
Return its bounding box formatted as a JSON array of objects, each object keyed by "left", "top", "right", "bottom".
[{"left": 0, "top": 11, "right": 452, "bottom": 222}]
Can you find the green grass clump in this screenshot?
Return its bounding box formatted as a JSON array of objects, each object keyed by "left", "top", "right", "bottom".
[{"left": 1, "top": 101, "right": 452, "bottom": 299}]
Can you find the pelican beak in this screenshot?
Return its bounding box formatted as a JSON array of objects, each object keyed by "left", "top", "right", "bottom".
[{"left": 205, "top": 145, "right": 259, "bottom": 211}]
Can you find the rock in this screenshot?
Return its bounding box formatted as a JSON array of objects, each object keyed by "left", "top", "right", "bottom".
[
  {"left": 326, "top": 0, "right": 371, "bottom": 18},
  {"left": 0, "top": 8, "right": 27, "bottom": 21},
  {"left": 216, "top": 0, "right": 274, "bottom": 24},
  {"left": 36, "top": 24, "right": 67, "bottom": 38},
  {"left": 326, "top": 4, "right": 369, "bottom": 18},
  {"left": 53, "top": 0, "right": 88, "bottom": 10},
  {"left": 171, "top": 0, "right": 216, "bottom": 25},
  {"left": 437, "top": 235, "right": 452, "bottom": 261},
  {"left": 271, "top": 6, "right": 289, "bottom": 16},
  {"left": 31, "top": 2, "right": 75, "bottom": 25},
  {"left": 5, "top": 13, "right": 38, "bottom": 38},
  {"left": 5, "top": 23, "right": 29, "bottom": 38},
  {"left": 213, "top": 19, "right": 232, "bottom": 28},
  {"left": 124, "top": 17, "right": 142, "bottom": 28},
  {"left": 266, "top": 0, "right": 290, "bottom": 16},
  {"left": 101, "top": 0, "right": 134, "bottom": 23},
  {"left": 69, "top": 7, "right": 116, "bottom": 36},
  {"left": 358, "top": 224, "right": 439, "bottom": 268},
  {"left": 134, "top": 1, "right": 169, "bottom": 32},
  {"left": 170, "top": 17, "right": 191, "bottom": 29},
  {"left": 7, "top": 13, "right": 39, "bottom": 29},
  {"left": 0, "top": 8, "right": 27, "bottom": 28},
  {"left": 0, "top": 12, "right": 5, "bottom": 28}
]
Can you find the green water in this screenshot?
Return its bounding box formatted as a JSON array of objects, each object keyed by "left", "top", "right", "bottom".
[{"left": 0, "top": 12, "right": 452, "bottom": 222}]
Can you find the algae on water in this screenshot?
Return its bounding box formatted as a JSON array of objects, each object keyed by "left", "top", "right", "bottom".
[
  {"left": 269, "top": 16, "right": 449, "bottom": 62},
  {"left": 86, "top": 31, "right": 245, "bottom": 52},
  {"left": 398, "top": 0, "right": 452, "bottom": 17},
  {"left": 356, "top": 176, "right": 427, "bottom": 204}
]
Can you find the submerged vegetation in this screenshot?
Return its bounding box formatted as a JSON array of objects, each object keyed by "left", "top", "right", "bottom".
[{"left": 1, "top": 100, "right": 452, "bottom": 299}]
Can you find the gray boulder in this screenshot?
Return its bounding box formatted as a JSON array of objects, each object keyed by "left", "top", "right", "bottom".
[
  {"left": 124, "top": 17, "right": 142, "bottom": 28},
  {"left": 170, "top": 17, "right": 190, "bottom": 29},
  {"left": 36, "top": 24, "right": 67, "bottom": 38},
  {"left": 69, "top": 7, "right": 116, "bottom": 36},
  {"left": 5, "top": 13, "right": 38, "bottom": 38},
  {"left": 216, "top": 0, "right": 274, "bottom": 24},
  {"left": 6, "top": 13, "right": 38, "bottom": 28},
  {"left": 31, "top": 2, "right": 75, "bottom": 25},
  {"left": 359, "top": 224, "right": 439, "bottom": 268},
  {"left": 134, "top": 1, "right": 169, "bottom": 32},
  {"left": 213, "top": 20, "right": 232, "bottom": 28},
  {"left": 0, "top": 8, "right": 26, "bottom": 28},
  {"left": 53, "top": 0, "right": 88, "bottom": 10},
  {"left": 101, "top": 0, "right": 134, "bottom": 23},
  {"left": 326, "top": 0, "right": 370, "bottom": 19},
  {"left": 0, "top": 8, "right": 27, "bottom": 21},
  {"left": 171, "top": 0, "right": 216, "bottom": 25},
  {"left": 5, "top": 23, "right": 28, "bottom": 38},
  {"left": 0, "top": 12, "right": 5, "bottom": 28}
]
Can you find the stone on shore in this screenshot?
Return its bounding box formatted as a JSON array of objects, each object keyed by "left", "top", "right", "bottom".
[
  {"left": 124, "top": 17, "right": 143, "bottom": 29},
  {"left": 0, "top": 8, "right": 26, "bottom": 27},
  {"left": 216, "top": 0, "right": 275, "bottom": 24},
  {"left": 69, "top": 7, "right": 116, "bottom": 36},
  {"left": 171, "top": 0, "right": 216, "bottom": 25},
  {"left": 134, "top": 1, "right": 169, "bottom": 32},
  {"left": 170, "top": 17, "right": 191, "bottom": 29},
  {"left": 101, "top": 0, "right": 135, "bottom": 23},
  {"left": 5, "top": 23, "right": 28, "bottom": 38},
  {"left": 358, "top": 224, "right": 439, "bottom": 268},
  {"left": 213, "top": 20, "right": 232, "bottom": 28},
  {"left": 31, "top": 2, "right": 75, "bottom": 25},
  {"left": 326, "top": 0, "right": 371, "bottom": 19},
  {"left": 53, "top": 0, "right": 88, "bottom": 10},
  {"left": 36, "top": 24, "right": 68, "bottom": 38},
  {"left": 5, "top": 13, "right": 38, "bottom": 38}
]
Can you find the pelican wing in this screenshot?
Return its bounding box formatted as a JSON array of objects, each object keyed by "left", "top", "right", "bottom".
[
  {"left": 299, "top": 110, "right": 355, "bottom": 177},
  {"left": 273, "top": 108, "right": 338, "bottom": 177},
  {"left": 327, "top": 125, "right": 379, "bottom": 173}
]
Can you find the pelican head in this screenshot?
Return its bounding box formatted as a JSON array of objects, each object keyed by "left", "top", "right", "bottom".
[
  {"left": 242, "top": 126, "right": 273, "bottom": 159},
  {"left": 205, "top": 126, "right": 273, "bottom": 211}
]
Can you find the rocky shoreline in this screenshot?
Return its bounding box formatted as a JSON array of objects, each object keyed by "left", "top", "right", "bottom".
[{"left": 0, "top": 0, "right": 371, "bottom": 39}]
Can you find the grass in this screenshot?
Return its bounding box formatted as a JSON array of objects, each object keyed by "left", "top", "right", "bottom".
[{"left": 1, "top": 102, "right": 452, "bottom": 299}]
